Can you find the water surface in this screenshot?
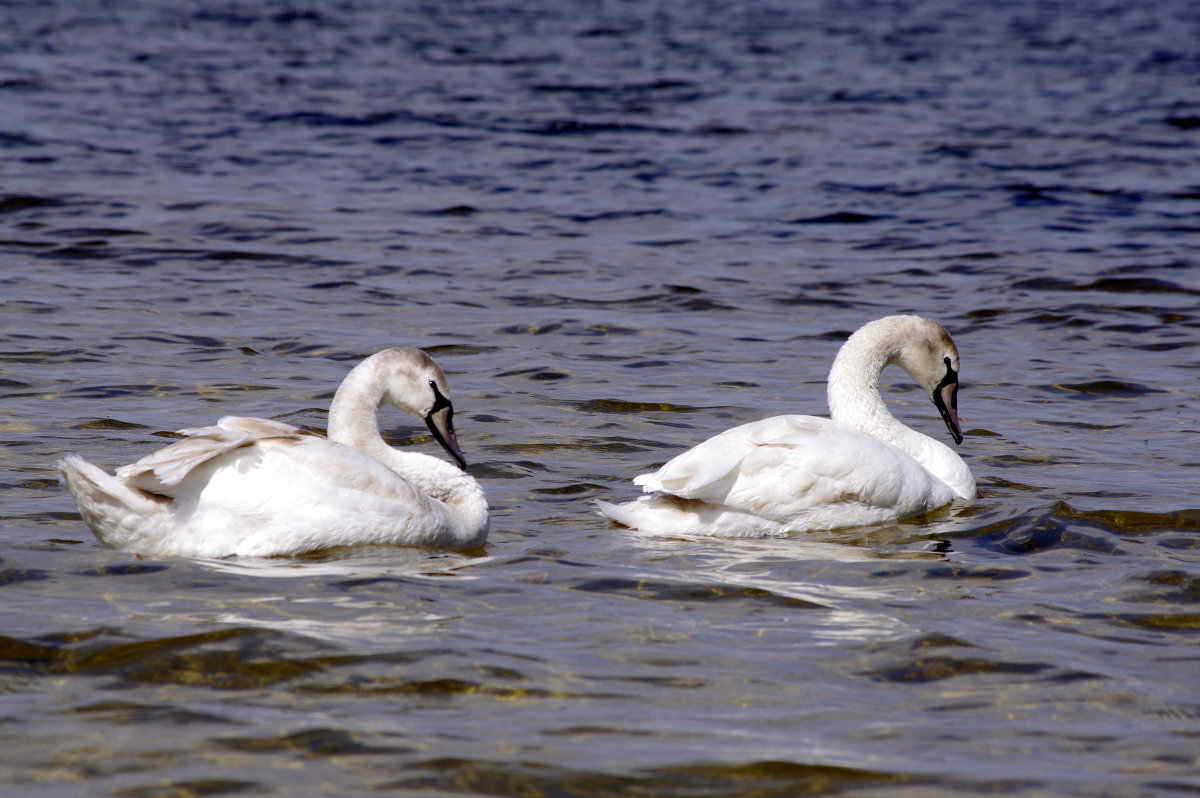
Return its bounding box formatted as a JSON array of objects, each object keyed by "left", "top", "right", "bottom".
[{"left": 2, "top": 0, "right": 1199, "bottom": 795}]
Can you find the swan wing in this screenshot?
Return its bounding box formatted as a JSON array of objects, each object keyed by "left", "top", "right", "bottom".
[
  {"left": 108, "top": 429, "right": 452, "bottom": 558},
  {"left": 115, "top": 416, "right": 314, "bottom": 494},
  {"left": 634, "top": 415, "right": 832, "bottom": 499},
  {"left": 249, "top": 433, "right": 432, "bottom": 504},
  {"left": 634, "top": 415, "right": 950, "bottom": 523},
  {"left": 209, "top": 438, "right": 456, "bottom": 557},
  {"left": 112, "top": 414, "right": 449, "bottom": 545},
  {"left": 133, "top": 417, "right": 437, "bottom": 515}
]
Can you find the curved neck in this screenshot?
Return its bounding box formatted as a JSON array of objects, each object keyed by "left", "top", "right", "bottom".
[
  {"left": 325, "top": 359, "right": 490, "bottom": 546},
  {"left": 826, "top": 330, "right": 902, "bottom": 443},
  {"left": 825, "top": 326, "right": 975, "bottom": 499},
  {"left": 327, "top": 358, "right": 391, "bottom": 461}
]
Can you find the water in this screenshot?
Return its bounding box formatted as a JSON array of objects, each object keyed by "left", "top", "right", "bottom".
[{"left": 2, "top": 0, "right": 1199, "bottom": 794}]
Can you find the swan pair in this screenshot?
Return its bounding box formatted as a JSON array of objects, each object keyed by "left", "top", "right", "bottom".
[{"left": 58, "top": 315, "right": 975, "bottom": 558}]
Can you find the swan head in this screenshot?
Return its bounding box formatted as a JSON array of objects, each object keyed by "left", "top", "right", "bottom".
[
  {"left": 891, "top": 317, "right": 964, "bottom": 445},
  {"left": 374, "top": 348, "right": 468, "bottom": 469}
]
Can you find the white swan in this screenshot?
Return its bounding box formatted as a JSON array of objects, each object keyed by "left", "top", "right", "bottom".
[
  {"left": 597, "top": 315, "right": 976, "bottom": 537},
  {"left": 57, "top": 348, "right": 489, "bottom": 558}
]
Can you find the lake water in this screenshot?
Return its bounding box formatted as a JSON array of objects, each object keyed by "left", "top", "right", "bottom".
[{"left": 2, "top": 0, "right": 1199, "bottom": 795}]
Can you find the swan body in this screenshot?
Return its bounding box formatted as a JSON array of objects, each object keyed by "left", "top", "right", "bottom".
[
  {"left": 597, "top": 315, "right": 976, "bottom": 537},
  {"left": 58, "top": 348, "right": 489, "bottom": 558}
]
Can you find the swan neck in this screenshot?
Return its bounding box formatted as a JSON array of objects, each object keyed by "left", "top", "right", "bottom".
[
  {"left": 326, "top": 359, "right": 490, "bottom": 545},
  {"left": 824, "top": 322, "right": 976, "bottom": 499},
  {"left": 327, "top": 360, "right": 390, "bottom": 459},
  {"left": 826, "top": 331, "right": 900, "bottom": 438}
]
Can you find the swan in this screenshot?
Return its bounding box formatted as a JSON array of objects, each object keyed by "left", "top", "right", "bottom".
[
  {"left": 597, "top": 315, "right": 976, "bottom": 537},
  {"left": 57, "top": 348, "right": 489, "bottom": 558}
]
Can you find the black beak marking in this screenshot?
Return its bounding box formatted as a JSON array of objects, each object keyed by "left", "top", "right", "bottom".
[
  {"left": 424, "top": 380, "right": 467, "bottom": 469},
  {"left": 932, "top": 356, "right": 964, "bottom": 445}
]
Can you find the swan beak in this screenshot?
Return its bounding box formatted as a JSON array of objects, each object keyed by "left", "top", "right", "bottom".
[
  {"left": 933, "top": 378, "right": 964, "bottom": 445},
  {"left": 425, "top": 404, "right": 468, "bottom": 470}
]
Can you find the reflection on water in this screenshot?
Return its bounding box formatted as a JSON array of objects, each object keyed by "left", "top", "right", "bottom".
[
  {"left": 619, "top": 530, "right": 920, "bottom": 644},
  {"left": 2, "top": 0, "right": 1200, "bottom": 794},
  {"left": 201, "top": 550, "right": 496, "bottom": 581}
]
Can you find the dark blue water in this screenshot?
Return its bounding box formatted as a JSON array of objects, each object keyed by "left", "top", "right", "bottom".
[{"left": 2, "top": 1, "right": 1199, "bottom": 795}]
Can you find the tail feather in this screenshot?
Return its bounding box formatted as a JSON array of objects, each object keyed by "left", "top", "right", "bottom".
[
  {"left": 595, "top": 498, "right": 640, "bottom": 529},
  {"left": 596, "top": 494, "right": 786, "bottom": 538},
  {"left": 57, "top": 455, "right": 172, "bottom": 552}
]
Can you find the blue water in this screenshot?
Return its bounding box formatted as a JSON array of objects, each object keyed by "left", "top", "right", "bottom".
[{"left": 2, "top": 0, "right": 1199, "bottom": 795}]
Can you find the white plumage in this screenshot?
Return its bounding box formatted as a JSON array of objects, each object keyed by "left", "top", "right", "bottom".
[
  {"left": 597, "top": 315, "right": 976, "bottom": 537},
  {"left": 58, "top": 348, "right": 489, "bottom": 558}
]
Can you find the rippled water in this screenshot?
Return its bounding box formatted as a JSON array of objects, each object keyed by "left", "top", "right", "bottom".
[{"left": 3, "top": 0, "right": 1200, "bottom": 795}]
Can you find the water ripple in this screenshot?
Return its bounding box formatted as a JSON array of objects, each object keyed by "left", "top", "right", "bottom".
[{"left": 2, "top": 0, "right": 1199, "bottom": 794}]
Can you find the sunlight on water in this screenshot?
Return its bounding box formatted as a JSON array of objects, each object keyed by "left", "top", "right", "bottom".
[{"left": 1, "top": 0, "right": 1198, "bottom": 795}]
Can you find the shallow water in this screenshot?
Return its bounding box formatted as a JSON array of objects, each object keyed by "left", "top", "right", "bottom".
[{"left": 3, "top": 0, "right": 1200, "bottom": 795}]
